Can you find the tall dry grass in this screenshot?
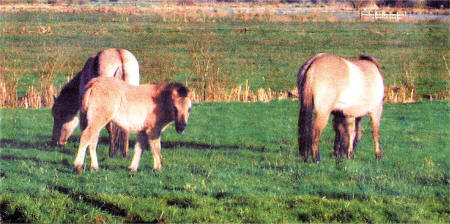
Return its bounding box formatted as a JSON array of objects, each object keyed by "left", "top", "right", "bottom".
[
  {"left": 0, "top": 48, "right": 66, "bottom": 109},
  {"left": 187, "top": 30, "right": 228, "bottom": 101}
]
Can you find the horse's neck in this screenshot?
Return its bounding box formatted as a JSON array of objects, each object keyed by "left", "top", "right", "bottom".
[
  {"left": 55, "top": 74, "right": 81, "bottom": 114},
  {"left": 153, "top": 85, "right": 175, "bottom": 123}
]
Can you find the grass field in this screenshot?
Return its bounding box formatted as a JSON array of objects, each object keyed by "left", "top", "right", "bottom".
[
  {"left": 1, "top": 8, "right": 449, "bottom": 103},
  {"left": 0, "top": 100, "right": 448, "bottom": 222}
]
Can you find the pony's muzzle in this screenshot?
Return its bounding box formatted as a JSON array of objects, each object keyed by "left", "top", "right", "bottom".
[
  {"left": 175, "top": 122, "right": 186, "bottom": 134},
  {"left": 50, "top": 137, "right": 67, "bottom": 146},
  {"left": 57, "top": 140, "right": 67, "bottom": 146}
]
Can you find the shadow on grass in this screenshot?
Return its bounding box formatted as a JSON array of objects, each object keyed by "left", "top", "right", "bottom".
[
  {"left": 0, "top": 136, "right": 279, "bottom": 159},
  {"left": 161, "top": 141, "right": 276, "bottom": 153},
  {"left": 66, "top": 136, "right": 273, "bottom": 152},
  {"left": 0, "top": 201, "right": 28, "bottom": 223},
  {"left": 52, "top": 185, "right": 146, "bottom": 223},
  {"left": 0, "top": 138, "right": 74, "bottom": 156}
]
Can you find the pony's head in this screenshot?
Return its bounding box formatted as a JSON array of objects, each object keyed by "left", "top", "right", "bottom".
[
  {"left": 167, "top": 83, "right": 192, "bottom": 134},
  {"left": 51, "top": 78, "right": 81, "bottom": 146},
  {"left": 51, "top": 98, "right": 80, "bottom": 146}
]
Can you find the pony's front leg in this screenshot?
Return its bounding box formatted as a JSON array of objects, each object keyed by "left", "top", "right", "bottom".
[
  {"left": 149, "top": 137, "right": 162, "bottom": 171},
  {"left": 128, "top": 132, "right": 148, "bottom": 172}
]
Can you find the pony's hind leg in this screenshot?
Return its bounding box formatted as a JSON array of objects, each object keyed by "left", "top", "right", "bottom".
[
  {"left": 73, "top": 113, "right": 89, "bottom": 173},
  {"left": 88, "top": 132, "right": 100, "bottom": 171},
  {"left": 312, "top": 112, "right": 331, "bottom": 163},
  {"left": 369, "top": 105, "right": 383, "bottom": 159},
  {"left": 74, "top": 125, "right": 101, "bottom": 173},
  {"left": 74, "top": 112, "right": 109, "bottom": 173},
  {"left": 346, "top": 117, "right": 356, "bottom": 159}
]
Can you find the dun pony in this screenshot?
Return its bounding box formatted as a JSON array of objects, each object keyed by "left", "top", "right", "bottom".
[
  {"left": 51, "top": 48, "right": 140, "bottom": 157},
  {"left": 73, "top": 77, "right": 192, "bottom": 173},
  {"left": 297, "top": 53, "right": 384, "bottom": 163}
]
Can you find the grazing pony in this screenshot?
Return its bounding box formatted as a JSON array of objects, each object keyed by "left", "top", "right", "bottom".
[
  {"left": 297, "top": 53, "right": 384, "bottom": 163},
  {"left": 51, "top": 48, "right": 140, "bottom": 158},
  {"left": 73, "top": 77, "right": 192, "bottom": 173}
]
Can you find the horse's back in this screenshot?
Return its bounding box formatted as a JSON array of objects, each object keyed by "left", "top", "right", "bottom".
[
  {"left": 308, "top": 54, "right": 384, "bottom": 116},
  {"left": 84, "top": 77, "right": 157, "bottom": 132}
]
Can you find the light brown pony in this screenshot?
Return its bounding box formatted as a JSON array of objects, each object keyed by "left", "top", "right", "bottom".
[
  {"left": 51, "top": 48, "right": 140, "bottom": 158},
  {"left": 297, "top": 53, "right": 384, "bottom": 163},
  {"left": 73, "top": 77, "right": 193, "bottom": 173}
]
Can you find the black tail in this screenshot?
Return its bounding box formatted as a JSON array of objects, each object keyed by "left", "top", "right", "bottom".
[{"left": 297, "top": 54, "right": 326, "bottom": 162}]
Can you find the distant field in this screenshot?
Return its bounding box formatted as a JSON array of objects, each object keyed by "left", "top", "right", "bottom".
[
  {"left": 0, "top": 101, "right": 448, "bottom": 222},
  {"left": 0, "top": 9, "right": 449, "bottom": 103}
]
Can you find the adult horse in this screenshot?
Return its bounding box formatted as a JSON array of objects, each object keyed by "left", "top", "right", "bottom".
[
  {"left": 297, "top": 53, "right": 384, "bottom": 163},
  {"left": 51, "top": 48, "right": 140, "bottom": 158},
  {"left": 73, "top": 77, "right": 192, "bottom": 173}
]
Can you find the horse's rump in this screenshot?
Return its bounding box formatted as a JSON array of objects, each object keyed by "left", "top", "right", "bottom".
[{"left": 79, "top": 49, "right": 140, "bottom": 95}]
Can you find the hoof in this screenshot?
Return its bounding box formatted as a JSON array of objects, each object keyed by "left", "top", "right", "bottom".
[
  {"left": 313, "top": 153, "right": 321, "bottom": 164},
  {"left": 122, "top": 151, "right": 129, "bottom": 158},
  {"left": 73, "top": 166, "right": 83, "bottom": 174},
  {"left": 376, "top": 153, "right": 383, "bottom": 160},
  {"left": 348, "top": 152, "right": 354, "bottom": 160},
  {"left": 90, "top": 166, "right": 99, "bottom": 171}
]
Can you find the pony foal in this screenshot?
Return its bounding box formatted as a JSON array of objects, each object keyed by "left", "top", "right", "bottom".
[
  {"left": 297, "top": 53, "right": 384, "bottom": 163},
  {"left": 52, "top": 48, "right": 140, "bottom": 158},
  {"left": 73, "top": 77, "right": 192, "bottom": 173}
]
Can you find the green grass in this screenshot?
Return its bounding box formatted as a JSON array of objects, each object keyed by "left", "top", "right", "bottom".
[
  {"left": 1, "top": 11, "right": 449, "bottom": 99},
  {"left": 0, "top": 100, "right": 448, "bottom": 222}
]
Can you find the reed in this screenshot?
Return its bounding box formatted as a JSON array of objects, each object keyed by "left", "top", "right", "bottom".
[{"left": 0, "top": 73, "right": 20, "bottom": 108}]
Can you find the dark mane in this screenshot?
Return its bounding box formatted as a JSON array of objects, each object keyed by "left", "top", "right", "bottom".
[
  {"left": 358, "top": 55, "right": 381, "bottom": 69},
  {"left": 155, "top": 83, "right": 190, "bottom": 110},
  {"left": 53, "top": 72, "right": 81, "bottom": 114},
  {"left": 165, "top": 83, "right": 190, "bottom": 97}
]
